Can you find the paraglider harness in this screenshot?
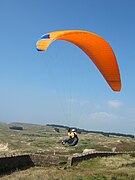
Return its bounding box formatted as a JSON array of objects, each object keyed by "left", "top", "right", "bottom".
[
  {"left": 68, "top": 132, "right": 78, "bottom": 146},
  {"left": 62, "top": 129, "right": 79, "bottom": 146}
]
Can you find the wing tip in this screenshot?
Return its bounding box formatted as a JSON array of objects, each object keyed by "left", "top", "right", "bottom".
[{"left": 110, "top": 81, "right": 122, "bottom": 92}]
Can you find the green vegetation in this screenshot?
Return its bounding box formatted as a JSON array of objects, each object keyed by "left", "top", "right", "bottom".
[
  {"left": 1, "top": 155, "right": 135, "bottom": 180},
  {"left": 9, "top": 126, "right": 23, "bottom": 130},
  {"left": 0, "top": 122, "right": 135, "bottom": 179},
  {"left": 47, "top": 124, "right": 135, "bottom": 138}
]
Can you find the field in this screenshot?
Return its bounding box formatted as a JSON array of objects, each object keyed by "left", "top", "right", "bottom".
[{"left": 0, "top": 122, "right": 135, "bottom": 179}]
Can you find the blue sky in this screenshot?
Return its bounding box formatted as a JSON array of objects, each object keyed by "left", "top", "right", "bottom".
[{"left": 0, "top": 0, "right": 135, "bottom": 134}]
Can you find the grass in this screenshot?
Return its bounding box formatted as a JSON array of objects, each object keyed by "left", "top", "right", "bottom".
[
  {"left": 0, "top": 122, "right": 135, "bottom": 155},
  {"left": 0, "top": 122, "right": 135, "bottom": 179},
  {"left": 1, "top": 155, "right": 135, "bottom": 179}
]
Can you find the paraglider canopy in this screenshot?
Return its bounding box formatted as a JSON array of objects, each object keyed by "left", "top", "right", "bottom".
[{"left": 36, "top": 30, "right": 121, "bottom": 91}]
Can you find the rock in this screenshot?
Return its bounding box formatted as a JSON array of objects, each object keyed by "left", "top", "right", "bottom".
[{"left": 82, "top": 149, "right": 96, "bottom": 154}]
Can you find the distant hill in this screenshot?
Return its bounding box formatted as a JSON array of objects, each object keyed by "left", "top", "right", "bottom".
[
  {"left": 46, "top": 124, "right": 135, "bottom": 138},
  {"left": 0, "top": 121, "right": 134, "bottom": 139}
]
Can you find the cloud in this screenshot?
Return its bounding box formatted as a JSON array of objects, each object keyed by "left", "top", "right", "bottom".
[
  {"left": 89, "top": 111, "right": 117, "bottom": 122},
  {"left": 108, "top": 100, "right": 123, "bottom": 109}
]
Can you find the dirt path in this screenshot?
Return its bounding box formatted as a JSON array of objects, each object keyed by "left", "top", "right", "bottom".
[{"left": 0, "top": 143, "right": 8, "bottom": 151}]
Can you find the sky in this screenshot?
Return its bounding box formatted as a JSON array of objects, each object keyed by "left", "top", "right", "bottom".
[{"left": 0, "top": 0, "right": 135, "bottom": 135}]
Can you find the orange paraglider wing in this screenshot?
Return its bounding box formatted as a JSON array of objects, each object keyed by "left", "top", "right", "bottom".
[{"left": 36, "top": 30, "right": 121, "bottom": 91}]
